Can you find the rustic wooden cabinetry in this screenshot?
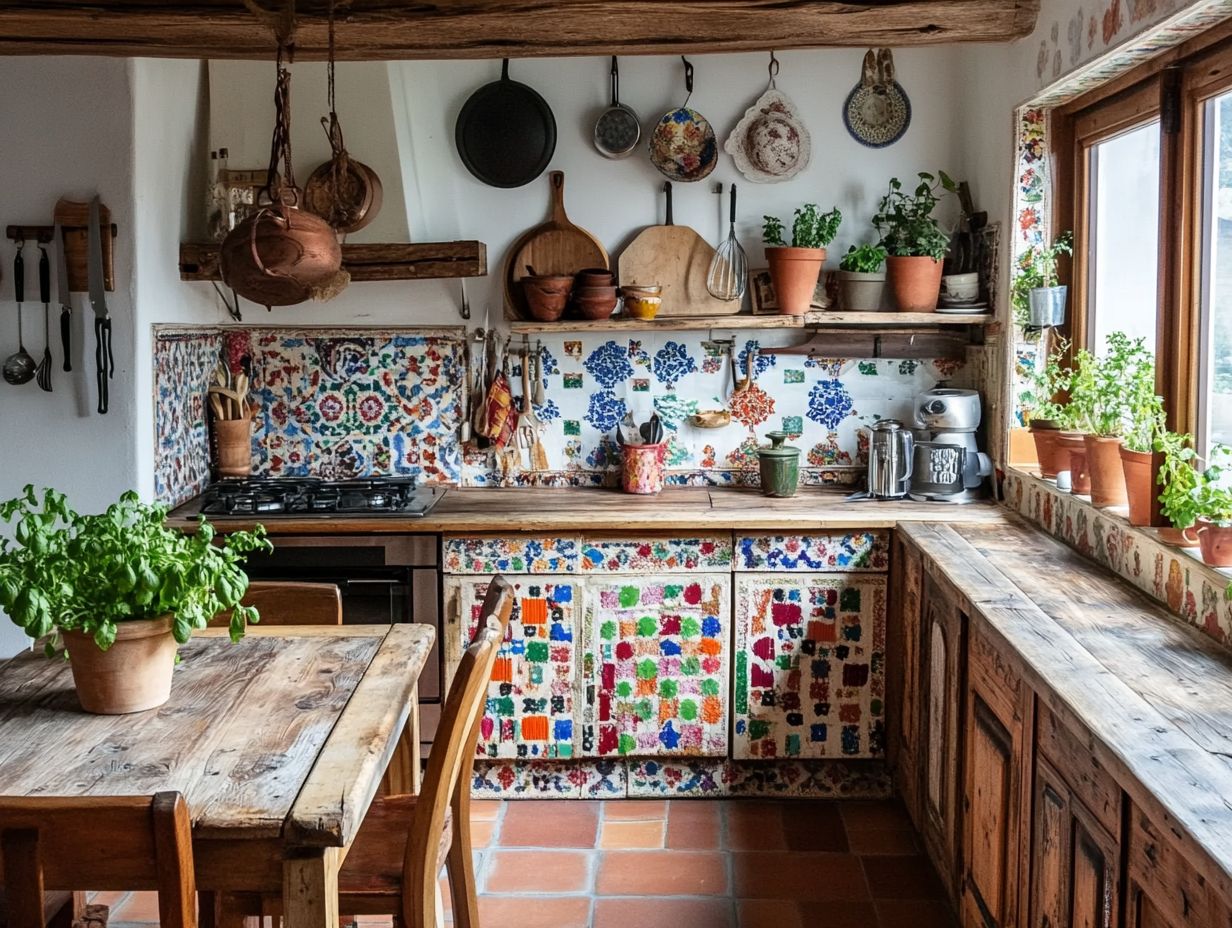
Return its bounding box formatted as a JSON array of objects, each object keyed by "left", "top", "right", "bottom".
[
  {"left": 962, "top": 627, "right": 1033, "bottom": 928},
  {"left": 1126, "top": 803, "right": 1232, "bottom": 928},
  {"left": 888, "top": 537, "right": 924, "bottom": 820}
]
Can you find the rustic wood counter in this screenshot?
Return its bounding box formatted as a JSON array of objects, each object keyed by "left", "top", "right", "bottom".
[
  {"left": 169, "top": 486, "right": 1009, "bottom": 534},
  {"left": 899, "top": 516, "right": 1232, "bottom": 903}
]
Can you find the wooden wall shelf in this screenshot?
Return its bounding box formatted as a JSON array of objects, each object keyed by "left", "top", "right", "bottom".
[
  {"left": 508, "top": 312, "right": 992, "bottom": 334},
  {"left": 179, "top": 241, "right": 487, "bottom": 283}
]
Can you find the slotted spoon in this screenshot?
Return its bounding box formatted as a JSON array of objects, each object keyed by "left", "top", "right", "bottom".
[{"left": 707, "top": 183, "right": 747, "bottom": 302}]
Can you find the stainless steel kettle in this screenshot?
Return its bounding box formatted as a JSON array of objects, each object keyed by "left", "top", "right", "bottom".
[{"left": 867, "top": 419, "right": 913, "bottom": 498}]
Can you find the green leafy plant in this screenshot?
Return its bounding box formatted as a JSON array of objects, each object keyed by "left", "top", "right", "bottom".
[
  {"left": 1018, "top": 337, "right": 1071, "bottom": 424},
  {"left": 0, "top": 487, "right": 271, "bottom": 654},
  {"left": 1011, "top": 232, "right": 1074, "bottom": 327},
  {"left": 1062, "top": 332, "right": 1154, "bottom": 437},
  {"left": 762, "top": 204, "right": 843, "bottom": 249},
  {"left": 1155, "top": 430, "right": 1201, "bottom": 530},
  {"left": 871, "top": 171, "right": 956, "bottom": 260},
  {"left": 840, "top": 244, "right": 888, "bottom": 273},
  {"left": 1189, "top": 444, "right": 1232, "bottom": 526}
]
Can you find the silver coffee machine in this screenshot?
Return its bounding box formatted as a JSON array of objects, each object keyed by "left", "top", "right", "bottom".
[{"left": 909, "top": 388, "right": 992, "bottom": 503}]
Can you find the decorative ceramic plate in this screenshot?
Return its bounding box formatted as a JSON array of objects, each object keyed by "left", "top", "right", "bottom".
[
  {"left": 649, "top": 107, "right": 718, "bottom": 182},
  {"left": 724, "top": 89, "right": 811, "bottom": 184},
  {"left": 843, "top": 49, "right": 911, "bottom": 149}
]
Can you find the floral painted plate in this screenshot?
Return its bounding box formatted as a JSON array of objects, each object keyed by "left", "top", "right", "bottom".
[
  {"left": 649, "top": 106, "right": 718, "bottom": 182},
  {"left": 843, "top": 48, "right": 911, "bottom": 149}
]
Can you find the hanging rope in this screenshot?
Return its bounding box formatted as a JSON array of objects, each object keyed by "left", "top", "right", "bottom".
[{"left": 263, "top": 42, "right": 298, "bottom": 205}]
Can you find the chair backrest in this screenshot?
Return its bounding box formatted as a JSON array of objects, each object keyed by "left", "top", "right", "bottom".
[
  {"left": 209, "top": 580, "right": 343, "bottom": 628},
  {"left": 402, "top": 576, "right": 514, "bottom": 918},
  {"left": 0, "top": 792, "right": 195, "bottom": 928}
]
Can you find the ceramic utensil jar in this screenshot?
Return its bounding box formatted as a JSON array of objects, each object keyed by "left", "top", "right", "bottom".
[{"left": 758, "top": 430, "right": 800, "bottom": 498}]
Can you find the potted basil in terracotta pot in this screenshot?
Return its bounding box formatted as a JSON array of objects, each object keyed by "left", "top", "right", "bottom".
[
  {"left": 838, "top": 243, "right": 888, "bottom": 311},
  {"left": 1184, "top": 445, "right": 1232, "bottom": 566},
  {"left": 1019, "top": 337, "right": 1070, "bottom": 479},
  {"left": 0, "top": 487, "right": 270, "bottom": 714},
  {"left": 762, "top": 204, "right": 842, "bottom": 315},
  {"left": 872, "top": 171, "right": 955, "bottom": 312},
  {"left": 1155, "top": 429, "right": 1201, "bottom": 546}
]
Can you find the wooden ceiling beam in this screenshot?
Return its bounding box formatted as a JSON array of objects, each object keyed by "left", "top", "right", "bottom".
[{"left": 0, "top": 1, "right": 1039, "bottom": 60}]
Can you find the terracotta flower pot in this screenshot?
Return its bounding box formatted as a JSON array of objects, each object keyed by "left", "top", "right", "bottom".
[
  {"left": 61, "top": 615, "right": 177, "bottom": 714},
  {"left": 1029, "top": 420, "right": 1063, "bottom": 478},
  {"left": 1196, "top": 519, "right": 1232, "bottom": 567},
  {"left": 766, "top": 246, "right": 825, "bottom": 315},
  {"left": 1119, "top": 446, "right": 1155, "bottom": 526},
  {"left": 1056, "top": 432, "right": 1089, "bottom": 494},
  {"left": 886, "top": 255, "right": 943, "bottom": 312},
  {"left": 1084, "top": 434, "right": 1127, "bottom": 508}
]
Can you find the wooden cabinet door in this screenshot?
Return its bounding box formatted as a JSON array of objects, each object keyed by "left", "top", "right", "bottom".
[
  {"left": 580, "top": 573, "right": 730, "bottom": 757},
  {"left": 733, "top": 572, "right": 887, "bottom": 759},
  {"left": 888, "top": 537, "right": 925, "bottom": 824},
  {"left": 1029, "top": 757, "right": 1119, "bottom": 928},
  {"left": 444, "top": 574, "right": 581, "bottom": 760},
  {"left": 963, "top": 628, "right": 1032, "bottom": 928},
  {"left": 921, "top": 574, "right": 966, "bottom": 902},
  {"left": 1126, "top": 803, "right": 1232, "bottom": 928}
]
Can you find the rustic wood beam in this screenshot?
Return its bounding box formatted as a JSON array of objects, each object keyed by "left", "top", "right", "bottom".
[
  {"left": 0, "top": 1, "right": 1039, "bottom": 60},
  {"left": 179, "top": 241, "right": 487, "bottom": 282}
]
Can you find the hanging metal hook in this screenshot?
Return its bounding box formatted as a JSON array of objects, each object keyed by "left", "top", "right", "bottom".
[
  {"left": 768, "top": 50, "right": 780, "bottom": 88},
  {"left": 681, "top": 55, "right": 694, "bottom": 106}
]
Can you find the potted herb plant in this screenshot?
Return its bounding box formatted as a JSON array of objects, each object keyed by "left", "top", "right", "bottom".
[
  {"left": 1080, "top": 333, "right": 1153, "bottom": 508},
  {"left": 1185, "top": 444, "right": 1232, "bottom": 566},
  {"left": 1155, "top": 429, "right": 1201, "bottom": 545},
  {"left": 871, "top": 171, "right": 956, "bottom": 312},
  {"left": 762, "top": 204, "right": 842, "bottom": 316},
  {"left": 838, "top": 243, "right": 888, "bottom": 311},
  {"left": 0, "top": 487, "right": 270, "bottom": 714},
  {"left": 1054, "top": 346, "right": 1097, "bottom": 495},
  {"left": 1011, "top": 232, "right": 1073, "bottom": 328},
  {"left": 1018, "top": 337, "right": 1070, "bottom": 478},
  {"left": 1119, "top": 369, "right": 1165, "bottom": 526}
]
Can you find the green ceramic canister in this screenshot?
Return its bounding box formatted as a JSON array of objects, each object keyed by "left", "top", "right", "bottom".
[{"left": 758, "top": 430, "right": 800, "bottom": 498}]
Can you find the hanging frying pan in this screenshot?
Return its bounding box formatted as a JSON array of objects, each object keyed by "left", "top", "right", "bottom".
[
  {"left": 456, "top": 59, "right": 557, "bottom": 188},
  {"left": 593, "top": 56, "right": 641, "bottom": 159}
]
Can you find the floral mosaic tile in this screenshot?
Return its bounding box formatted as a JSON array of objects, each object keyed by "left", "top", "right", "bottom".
[
  {"left": 627, "top": 759, "right": 735, "bottom": 798},
  {"left": 734, "top": 533, "right": 891, "bottom": 572},
  {"left": 471, "top": 760, "right": 582, "bottom": 798},
  {"left": 578, "top": 536, "right": 734, "bottom": 573},
  {"left": 153, "top": 328, "right": 223, "bottom": 505},
  {"left": 442, "top": 535, "right": 580, "bottom": 574}
]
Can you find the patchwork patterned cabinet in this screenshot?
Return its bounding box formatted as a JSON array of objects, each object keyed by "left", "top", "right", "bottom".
[
  {"left": 733, "top": 533, "right": 889, "bottom": 760},
  {"left": 581, "top": 574, "right": 732, "bottom": 757},
  {"left": 445, "top": 569, "right": 581, "bottom": 760}
]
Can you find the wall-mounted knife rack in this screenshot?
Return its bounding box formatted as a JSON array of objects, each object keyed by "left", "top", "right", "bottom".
[{"left": 5, "top": 198, "right": 117, "bottom": 292}]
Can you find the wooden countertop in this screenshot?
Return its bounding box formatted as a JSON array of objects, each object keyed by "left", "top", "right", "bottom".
[
  {"left": 169, "top": 486, "right": 1009, "bottom": 534},
  {"left": 900, "top": 517, "right": 1232, "bottom": 898}
]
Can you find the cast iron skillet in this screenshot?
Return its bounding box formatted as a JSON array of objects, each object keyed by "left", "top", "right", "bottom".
[{"left": 455, "top": 59, "right": 557, "bottom": 188}]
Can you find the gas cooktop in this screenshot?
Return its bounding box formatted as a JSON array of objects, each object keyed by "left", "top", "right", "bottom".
[{"left": 197, "top": 477, "right": 445, "bottom": 518}]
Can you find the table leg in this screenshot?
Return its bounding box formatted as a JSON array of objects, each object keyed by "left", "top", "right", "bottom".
[
  {"left": 380, "top": 682, "right": 421, "bottom": 796},
  {"left": 282, "top": 847, "right": 341, "bottom": 928}
]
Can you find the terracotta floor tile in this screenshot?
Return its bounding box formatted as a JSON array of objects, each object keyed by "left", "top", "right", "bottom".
[
  {"left": 726, "top": 801, "right": 787, "bottom": 851},
  {"left": 781, "top": 800, "right": 849, "bottom": 853},
  {"left": 500, "top": 800, "right": 600, "bottom": 848},
  {"left": 594, "top": 897, "right": 734, "bottom": 928},
  {"left": 800, "top": 901, "right": 880, "bottom": 928},
  {"left": 111, "top": 892, "right": 161, "bottom": 924},
  {"left": 668, "top": 800, "right": 722, "bottom": 849},
  {"left": 88, "top": 892, "right": 128, "bottom": 908},
  {"left": 731, "top": 852, "right": 869, "bottom": 901},
  {"left": 848, "top": 826, "right": 920, "bottom": 855},
  {"left": 600, "top": 818, "right": 666, "bottom": 849},
  {"left": 877, "top": 899, "right": 960, "bottom": 928},
  {"left": 476, "top": 895, "right": 592, "bottom": 928},
  {"left": 483, "top": 849, "right": 593, "bottom": 894},
  {"left": 737, "top": 899, "right": 805, "bottom": 928},
  {"left": 470, "top": 799, "right": 503, "bottom": 821},
  {"left": 840, "top": 799, "right": 913, "bottom": 832},
  {"left": 596, "top": 850, "right": 729, "bottom": 896},
  {"left": 603, "top": 799, "right": 667, "bottom": 821},
  {"left": 862, "top": 855, "right": 946, "bottom": 899}
]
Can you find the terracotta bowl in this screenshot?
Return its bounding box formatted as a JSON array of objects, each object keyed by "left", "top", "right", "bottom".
[
  {"left": 573, "top": 295, "right": 618, "bottom": 320},
  {"left": 523, "top": 281, "right": 569, "bottom": 321},
  {"left": 575, "top": 268, "right": 615, "bottom": 287},
  {"left": 524, "top": 273, "right": 573, "bottom": 294},
  {"left": 574, "top": 285, "right": 618, "bottom": 300}
]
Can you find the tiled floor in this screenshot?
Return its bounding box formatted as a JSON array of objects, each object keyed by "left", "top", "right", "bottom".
[{"left": 105, "top": 798, "right": 955, "bottom": 928}]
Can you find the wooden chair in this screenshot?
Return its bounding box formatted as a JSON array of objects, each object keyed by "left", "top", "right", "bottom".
[
  {"left": 208, "top": 581, "right": 343, "bottom": 628},
  {"left": 0, "top": 792, "right": 196, "bottom": 928}
]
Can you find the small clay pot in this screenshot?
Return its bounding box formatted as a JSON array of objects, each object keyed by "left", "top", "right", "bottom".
[
  {"left": 1029, "top": 421, "right": 1063, "bottom": 479},
  {"left": 766, "top": 246, "right": 825, "bottom": 315},
  {"left": 1084, "top": 434, "right": 1127, "bottom": 508},
  {"left": 1119, "top": 446, "right": 1155, "bottom": 526},
  {"left": 62, "top": 615, "right": 177, "bottom": 714},
  {"left": 575, "top": 268, "right": 615, "bottom": 287},
  {"left": 1196, "top": 519, "right": 1232, "bottom": 567},
  {"left": 573, "top": 295, "right": 618, "bottom": 320},
  {"left": 886, "top": 255, "right": 943, "bottom": 312},
  {"left": 1056, "top": 432, "right": 1089, "bottom": 494},
  {"left": 574, "top": 285, "right": 618, "bottom": 299},
  {"left": 523, "top": 281, "right": 569, "bottom": 321},
  {"left": 524, "top": 274, "right": 573, "bottom": 294}
]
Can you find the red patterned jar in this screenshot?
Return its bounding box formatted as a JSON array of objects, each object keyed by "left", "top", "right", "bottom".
[{"left": 621, "top": 442, "right": 667, "bottom": 495}]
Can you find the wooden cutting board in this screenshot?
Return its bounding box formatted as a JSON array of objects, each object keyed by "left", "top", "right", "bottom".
[
  {"left": 617, "top": 182, "right": 739, "bottom": 316},
  {"left": 503, "top": 171, "right": 608, "bottom": 320}
]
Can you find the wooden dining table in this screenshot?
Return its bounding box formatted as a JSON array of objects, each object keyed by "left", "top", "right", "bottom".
[{"left": 0, "top": 623, "right": 435, "bottom": 928}]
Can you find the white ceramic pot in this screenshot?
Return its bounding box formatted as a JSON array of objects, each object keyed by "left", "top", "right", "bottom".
[{"left": 838, "top": 270, "right": 887, "bottom": 311}]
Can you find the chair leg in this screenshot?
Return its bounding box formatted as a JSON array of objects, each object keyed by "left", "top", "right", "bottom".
[{"left": 445, "top": 790, "right": 479, "bottom": 928}]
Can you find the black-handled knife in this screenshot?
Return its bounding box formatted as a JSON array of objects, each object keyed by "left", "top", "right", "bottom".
[
  {"left": 54, "top": 222, "right": 71, "bottom": 372},
  {"left": 87, "top": 197, "right": 112, "bottom": 414}
]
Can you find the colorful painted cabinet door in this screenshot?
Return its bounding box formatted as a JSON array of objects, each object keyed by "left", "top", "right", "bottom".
[
  {"left": 582, "top": 574, "right": 731, "bottom": 758},
  {"left": 733, "top": 573, "right": 887, "bottom": 760},
  {"left": 445, "top": 575, "right": 579, "bottom": 760}
]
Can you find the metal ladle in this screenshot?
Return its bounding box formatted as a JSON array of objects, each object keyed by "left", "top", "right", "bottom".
[{"left": 3, "top": 247, "right": 36, "bottom": 386}]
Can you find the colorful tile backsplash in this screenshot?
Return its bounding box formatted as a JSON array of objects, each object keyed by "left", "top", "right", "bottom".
[{"left": 154, "top": 325, "right": 968, "bottom": 505}]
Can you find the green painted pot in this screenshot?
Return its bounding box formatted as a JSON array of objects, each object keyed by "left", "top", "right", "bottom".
[{"left": 758, "top": 431, "right": 800, "bottom": 498}]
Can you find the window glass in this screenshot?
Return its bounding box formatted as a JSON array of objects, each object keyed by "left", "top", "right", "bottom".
[
  {"left": 1201, "top": 92, "right": 1232, "bottom": 452},
  {"left": 1088, "top": 121, "right": 1161, "bottom": 355}
]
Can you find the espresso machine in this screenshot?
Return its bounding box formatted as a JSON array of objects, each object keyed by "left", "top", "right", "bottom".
[{"left": 909, "top": 388, "right": 992, "bottom": 503}]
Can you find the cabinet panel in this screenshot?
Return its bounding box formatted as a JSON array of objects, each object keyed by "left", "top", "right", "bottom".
[
  {"left": 445, "top": 574, "right": 580, "bottom": 759},
  {"left": 442, "top": 534, "right": 579, "bottom": 574},
  {"left": 888, "top": 537, "right": 923, "bottom": 823},
  {"left": 733, "top": 573, "right": 886, "bottom": 759},
  {"left": 578, "top": 535, "right": 733, "bottom": 573},
  {"left": 1127, "top": 803, "right": 1232, "bottom": 928},
  {"left": 581, "top": 574, "right": 730, "bottom": 757}
]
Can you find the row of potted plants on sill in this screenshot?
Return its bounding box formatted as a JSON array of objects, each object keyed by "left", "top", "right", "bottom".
[
  {"left": 1024, "top": 335, "right": 1232, "bottom": 567},
  {"left": 762, "top": 171, "right": 959, "bottom": 314}
]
